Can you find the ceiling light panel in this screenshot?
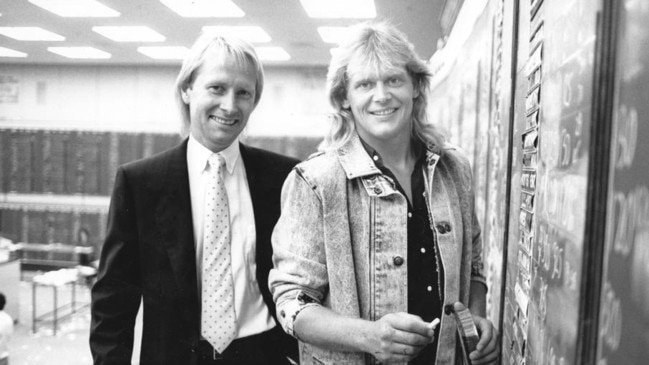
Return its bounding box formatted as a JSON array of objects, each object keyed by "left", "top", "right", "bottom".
[
  {"left": 93, "top": 26, "right": 166, "bottom": 42},
  {"left": 300, "top": 0, "right": 376, "bottom": 18},
  {"left": 0, "top": 47, "right": 28, "bottom": 58},
  {"left": 138, "top": 46, "right": 189, "bottom": 60},
  {"left": 48, "top": 46, "right": 111, "bottom": 59},
  {"left": 28, "top": 0, "right": 120, "bottom": 17},
  {"left": 160, "top": 0, "right": 244, "bottom": 18},
  {"left": 255, "top": 46, "right": 290, "bottom": 61},
  {"left": 201, "top": 26, "right": 271, "bottom": 43},
  {"left": 0, "top": 27, "right": 65, "bottom": 41}
]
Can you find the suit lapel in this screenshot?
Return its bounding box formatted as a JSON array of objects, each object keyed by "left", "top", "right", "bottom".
[
  {"left": 240, "top": 144, "right": 265, "bottom": 242},
  {"left": 156, "top": 140, "right": 200, "bottom": 327},
  {"left": 240, "top": 143, "right": 285, "bottom": 319}
]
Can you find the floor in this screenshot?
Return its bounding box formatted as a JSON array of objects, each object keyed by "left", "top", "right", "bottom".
[{"left": 8, "top": 272, "right": 142, "bottom": 365}]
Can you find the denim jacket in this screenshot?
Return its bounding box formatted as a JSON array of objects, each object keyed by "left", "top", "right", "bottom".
[{"left": 269, "top": 133, "right": 486, "bottom": 365}]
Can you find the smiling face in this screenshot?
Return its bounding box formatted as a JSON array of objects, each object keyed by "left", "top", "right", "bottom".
[
  {"left": 182, "top": 49, "right": 257, "bottom": 152},
  {"left": 344, "top": 62, "right": 417, "bottom": 148}
]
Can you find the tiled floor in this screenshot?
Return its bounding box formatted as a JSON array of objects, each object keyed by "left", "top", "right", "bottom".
[{"left": 9, "top": 273, "right": 142, "bottom": 365}]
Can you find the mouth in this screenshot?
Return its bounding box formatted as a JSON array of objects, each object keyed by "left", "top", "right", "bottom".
[
  {"left": 209, "top": 115, "right": 238, "bottom": 126},
  {"left": 370, "top": 108, "right": 397, "bottom": 116}
]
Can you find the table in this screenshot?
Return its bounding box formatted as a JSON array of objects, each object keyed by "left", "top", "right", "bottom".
[{"left": 32, "top": 268, "right": 89, "bottom": 335}]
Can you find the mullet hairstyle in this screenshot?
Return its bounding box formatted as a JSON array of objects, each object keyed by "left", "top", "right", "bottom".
[
  {"left": 174, "top": 33, "right": 265, "bottom": 136},
  {"left": 321, "top": 20, "right": 445, "bottom": 150}
]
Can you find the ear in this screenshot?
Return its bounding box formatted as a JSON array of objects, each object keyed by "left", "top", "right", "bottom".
[
  {"left": 413, "top": 84, "right": 420, "bottom": 99},
  {"left": 181, "top": 88, "right": 190, "bottom": 104}
]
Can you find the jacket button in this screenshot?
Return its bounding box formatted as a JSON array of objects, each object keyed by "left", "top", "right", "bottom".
[
  {"left": 437, "top": 224, "right": 447, "bottom": 234},
  {"left": 374, "top": 186, "right": 383, "bottom": 194},
  {"left": 392, "top": 255, "right": 404, "bottom": 266},
  {"left": 444, "top": 223, "right": 452, "bottom": 232}
]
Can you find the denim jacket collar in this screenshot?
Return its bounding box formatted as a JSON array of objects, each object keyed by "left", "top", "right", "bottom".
[
  {"left": 336, "top": 132, "right": 444, "bottom": 180},
  {"left": 336, "top": 133, "right": 382, "bottom": 180}
]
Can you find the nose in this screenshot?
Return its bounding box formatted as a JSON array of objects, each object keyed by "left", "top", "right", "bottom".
[
  {"left": 219, "top": 89, "right": 237, "bottom": 113},
  {"left": 373, "top": 82, "right": 391, "bottom": 102}
]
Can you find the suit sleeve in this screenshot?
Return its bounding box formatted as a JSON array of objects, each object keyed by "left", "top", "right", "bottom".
[{"left": 90, "top": 167, "right": 142, "bottom": 365}]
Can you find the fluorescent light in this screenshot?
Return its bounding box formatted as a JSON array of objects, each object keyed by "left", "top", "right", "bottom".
[
  {"left": 93, "top": 26, "right": 165, "bottom": 42},
  {"left": 0, "top": 27, "right": 65, "bottom": 41},
  {"left": 255, "top": 46, "right": 290, "bottom": 61},
  {"left": 138, "top": 46, "right": 189, "bottom": 60},
  {"left": 300, "top": 0, "right": 376, "bottom": 18},
  {"left": 317, "top": 26, "right": 349, "bottom": 44},
  {"left": 48, "top": 46, "right": 111, "bottom": 59},
  {"left": 0, "top": 47, "right": 27, "bottom": 58},
  {"left": 28, "top": 0, "right": 120, "bottom": 17},
  {"left": 202, "top": 26, "right": 271, "bottom": 43},
  {"left": 160, "top": 0, "right": 244, "bottom": 17}
]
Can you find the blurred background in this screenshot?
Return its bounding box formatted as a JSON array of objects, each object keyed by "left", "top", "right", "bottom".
[
  {"left": 2, "top": 0, "right": 649, "bottom": 364},
  {"left": 0, "top": 0, "right": 455, "bottom": 363}
]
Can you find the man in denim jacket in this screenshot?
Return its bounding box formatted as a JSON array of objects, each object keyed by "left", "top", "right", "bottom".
[{"left": 270, "top": 21, "right": 499, "bottom": 365}]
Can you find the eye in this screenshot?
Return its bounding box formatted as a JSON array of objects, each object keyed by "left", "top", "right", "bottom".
[
  {"left": 387, "top": 77, "right": 403, "bottom": 86},
  {"left": 236, "top": 89, "right": 254, "bottom": 100},
  {"left": 356, "top": 80, "right": 373, "bottom": 90},
  {"left": 208, "top": 85, "right": 226, "bottom": 94}
]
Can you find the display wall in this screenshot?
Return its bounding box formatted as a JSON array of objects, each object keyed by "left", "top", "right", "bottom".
[
  {"left": 430, "top": 0, "right": 648, "bottom": 363},
  {"left": 596, "top": 0, "right": 649, "bottom": 363}
]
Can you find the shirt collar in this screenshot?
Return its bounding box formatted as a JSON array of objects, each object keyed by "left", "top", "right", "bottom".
[
  {"left": 337, "top": 132, "right": 439, "bottom": 179},
  {"left": 357, "top": 135, "right": 426, "bottom": 171},
  {"left": 187, "top": 135, "right": 240, "bottom": 176}
]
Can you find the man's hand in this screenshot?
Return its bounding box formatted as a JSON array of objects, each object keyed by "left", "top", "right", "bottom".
[
  {"left": 469, "top": 315, "right": 499, "bottom": 364},
  {"left": 368, "top": 312, "right": 436, "bottom": 364}
]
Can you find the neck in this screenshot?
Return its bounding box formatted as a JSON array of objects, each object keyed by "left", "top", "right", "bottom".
[{"left": 369, "top": 133, "right": 415, "bottom": 170}]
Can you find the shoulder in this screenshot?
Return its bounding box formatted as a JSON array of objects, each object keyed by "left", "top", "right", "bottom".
[
  {"left": 240, "top": 143, "right": 299, "bottom": 173},
  {"left": 0, "top": 311, "right": 13, "bottom": 325},
  {"left": 433, "top": 143, "right": 474, "bottom": 188},
  {"left": 288, "top": 149, "right": 347, "bottom": 195},
  {"left": 438, "top": 143, "right": 471, "bottom": 168},
  {"left": 295, "top": 149, "right": 342, "bottom": 180},
  {"left": 119, "top": 140, "right": 187, "bottom": 178}
]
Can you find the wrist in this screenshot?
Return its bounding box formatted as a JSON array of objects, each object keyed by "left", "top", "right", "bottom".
[{"left": 356, "top": 319, "right": 381, "bottom": 354}]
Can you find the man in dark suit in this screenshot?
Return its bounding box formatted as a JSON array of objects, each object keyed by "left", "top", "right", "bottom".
[{"left": 90, "top": 33, "right": 298, "bottom": 365}]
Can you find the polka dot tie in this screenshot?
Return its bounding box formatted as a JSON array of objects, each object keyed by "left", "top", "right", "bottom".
[{"left": 201, "top": 153, "right": 237, "bottom": 353}]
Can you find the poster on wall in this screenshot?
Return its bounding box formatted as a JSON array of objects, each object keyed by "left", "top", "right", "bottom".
[{"left": 0, "top": 75, "right": 19, "bottom": 103}]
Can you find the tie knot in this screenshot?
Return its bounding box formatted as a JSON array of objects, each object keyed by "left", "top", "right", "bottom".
[{"left": 208, "top": 153, "right": 226, "bottom": 171}]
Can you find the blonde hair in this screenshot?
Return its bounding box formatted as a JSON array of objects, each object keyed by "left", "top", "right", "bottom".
[
  {"left": 174, "top": 32, "right": 264, "bottom": 136},
  {"left": 321, "top": 20, "right": 445, "bottom": 150}
]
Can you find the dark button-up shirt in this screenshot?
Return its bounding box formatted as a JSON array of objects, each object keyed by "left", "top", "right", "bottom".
[{"left": 359, "top": 139, "right": 445, "bottom": 364}]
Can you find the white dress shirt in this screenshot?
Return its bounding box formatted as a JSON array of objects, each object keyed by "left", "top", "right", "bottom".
[{"left": 187, "top": 135, "right": 275, "bottom": 339}]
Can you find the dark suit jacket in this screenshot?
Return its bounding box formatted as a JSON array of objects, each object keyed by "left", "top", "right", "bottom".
[{"left": 90, "top": 139, "right": 299, "bottom": 365}]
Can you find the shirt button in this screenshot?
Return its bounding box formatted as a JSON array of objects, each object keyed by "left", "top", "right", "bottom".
[
  {"left": 420, "top": 247, "right": 426, "bottom": 254},
  {"left": 392, "top": 255, "right": 404, "bottom": 266},
  {"left": 408, "top": 212, "right": 413, "bottom": 218},
  {"left": 427, "top": 286, "right": 433, "bottom": 292},
  {"left": 374, "top": 186, "right": 383, "bottom": 194},
  {"left": 373, "top": 155, "right": 379, "bottom": 161}
]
